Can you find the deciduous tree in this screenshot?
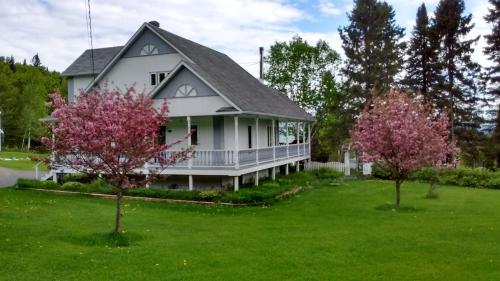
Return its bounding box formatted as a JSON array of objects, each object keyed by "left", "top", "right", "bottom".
[
  {"left": 43, "top": 87, "right": 192, "bottom": 233},
  {"left": 352, "top": 90, "right": 455, "bottom": 207}
]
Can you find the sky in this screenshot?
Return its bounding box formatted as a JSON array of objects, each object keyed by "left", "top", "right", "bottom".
[{"left": 0, "top": 0, "right": 494, "bottom": 78}]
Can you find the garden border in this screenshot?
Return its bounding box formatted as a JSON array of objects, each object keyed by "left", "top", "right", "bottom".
[{"left": 21, "top": 186, "right": 304, "bottom": 207}]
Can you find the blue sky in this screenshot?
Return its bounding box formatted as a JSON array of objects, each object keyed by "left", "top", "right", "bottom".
[{"left": 0, "top": 0, "right": 492, "bottom": 77}]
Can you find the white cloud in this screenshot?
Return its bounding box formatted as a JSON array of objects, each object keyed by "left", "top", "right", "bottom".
[
  {"left": 0, "top": 0, "right": 491, "bottom": 78},
  {"left": 319, "top": 0, "right": 341, "bottom": 16},
  {"left": 0, "top": 0, "right": 316, "bottom": 77}
]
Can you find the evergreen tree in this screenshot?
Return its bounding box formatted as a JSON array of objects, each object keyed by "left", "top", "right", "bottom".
[
  {"left": 432, "top": 0, "right": 481, "bottom": 150},
  {"left": 404, "top": 3, "right": 441, "bottom": 103},
  {"left": 483, "top": 0, "right": 500, "bottom": 167},
  {"left": 339, "top": 0, "right": 405, "bottom": 103},
  {"left": 31, "top": 53, "right": 41, "bottom": 68}
]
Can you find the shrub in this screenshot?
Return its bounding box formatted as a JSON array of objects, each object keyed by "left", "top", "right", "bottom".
[
  {"left": 371, "top": 162, "right": 392, "bottom": 179},
  {"left": 309, "top": 167, "right": 343, "bottom": 179},
  {"left": 61, "top": 173, "right": 94, "bottom": 184},
  {"left": 199, "top": 190, "right": 221, "bottom": 200},
  {"left": 486, "top": 177, "right": 500, "bottom": 189},
  {"left": 410, "top": 167, "right": 500, "bottom": 189},
  {"left": 16, "top": 178, "right": 59, "bottom": 189},
  {"left": 86, "top": 178, "right": 114, "bottom": 193},
  {"left": 61, "top": 181, "right": 86, "bottom": 192},
  {"left": 262, "top": 182, "right": 280, "bottom": 189}
]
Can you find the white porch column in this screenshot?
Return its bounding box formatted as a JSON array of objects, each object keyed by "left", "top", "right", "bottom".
[
  {"left": 255, "top": 171, "right": 259, "bottom": 186},
  {"left": 234, "top": 176, "right": 239, "bottom": 191},
  {"left": 296, "top": 122, "right": 300, "bottom": 156},
  {"left": 272, "top": 119, "right": 276, "bottom": 162},
  {"left": 303, "top": 122, "right": 306, "bottom": 156},
  {"left": 308, "top": 122, "right": 311, "bottom": 159},
  {"left": 272, "top": 167, "right": 276, "bottom": 180},
  {"left": 255, "top": 117, "right": 259, "bottom": 164},
  {"left": 234, "top": 116, "right": 239, "bottom": 169},
  {"left": 188, "top": 175, "right": 193, "bottom": 191},
  {"left": 296, "top": 161, "right": 300, "bottom": 172},
  {"left": 187, "top": 116, "right": 192, "bottom": 169},
  {"left": 285, "top": 122, "right": 289, "bottom": 158},
  {"left": 285, "top": 164, "right": 289, "bottom": 175},
  {"left": 344, "top": 148, "right": 351, "bottom": 176}
]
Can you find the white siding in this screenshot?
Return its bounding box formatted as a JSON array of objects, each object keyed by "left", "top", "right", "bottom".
[
  {"left": 165, "top": 116, "right": 214, "bottom": 150},
  {"left": 71, "top": 76, "right": 93, "bottom": 100},
  {"left": 97, "top": 53, "right": 183, "bottom": 94},
  {"left": 223, "top": 117, "right": 276, "bottom": 150},
  {"left": 153, "top": 96, "right": 232, "bottom": 117}
]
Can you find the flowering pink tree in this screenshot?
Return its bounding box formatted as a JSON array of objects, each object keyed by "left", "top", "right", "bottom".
[
  {"left": 352, "top": 90, "right": 455, "bottom": 207},
  {"left": 42, "top": 87, "right": 192, "bottom": 233}
]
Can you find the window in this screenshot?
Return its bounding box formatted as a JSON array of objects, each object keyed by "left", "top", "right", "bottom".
[
  {"left": 248, "top": 126, "right": 252, "bottom": 149},
  {"left": 267, "top": 126, "right": 272, "bottom": 147},
  {"left": 140, "top": 44, "right": 159, "bottom": 56},
  {"left": 158, "top": 126, "right": 166, "bottom": 145},
  {"left": 175, "top": 84, "right": 198, "bottom": 97},
  {"left": 191, "top": 125, "right": 198, "bottom": 145},
  {"left": 150, "top": 73, "right": 157, "bottom": 86},
  {"left": 150, "top": 71, "right": 168, "bottom": 86}
]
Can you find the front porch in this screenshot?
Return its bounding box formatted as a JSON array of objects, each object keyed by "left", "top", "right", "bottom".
[{"left": 152, "top": 114, "right": 312, "bottom": 190}]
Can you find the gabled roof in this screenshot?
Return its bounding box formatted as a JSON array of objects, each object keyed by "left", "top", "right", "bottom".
[
  {"left": 149, "top": 25, "right": 313, "bottom": 121},
  {"left": 62, "top": 46, "right": 122, "bottom": 77},
  {"left": 62, "top": 22, "right": 313, "bottom": 121}
]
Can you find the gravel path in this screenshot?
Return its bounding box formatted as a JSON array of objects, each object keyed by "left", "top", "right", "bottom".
[{"left": 0, "top": 167, "right": 36, "bottom": 187}]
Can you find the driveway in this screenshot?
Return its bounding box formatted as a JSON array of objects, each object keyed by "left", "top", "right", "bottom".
[{"left": 0, "top": 167, "right": 36, "bottom": 187}]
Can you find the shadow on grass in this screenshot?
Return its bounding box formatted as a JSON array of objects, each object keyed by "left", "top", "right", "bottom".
[
  {"left": 64, "top": 231, "right": 143, "bottom": 247},
  {"left": 374, "top": 203, "right": 423, "bottom": 212}
]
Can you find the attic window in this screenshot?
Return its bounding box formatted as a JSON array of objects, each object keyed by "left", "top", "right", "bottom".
[
  {"left": 140, "top": 44, "right": 159, "bottom": 56},
  {"left": 175, "top": 84, "right": 197, "bottom": 97}
]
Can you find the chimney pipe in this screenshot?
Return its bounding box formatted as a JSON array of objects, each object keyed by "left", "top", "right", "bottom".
[
  {"left": 149, "top": 20, "right": 160, "bottom": 27},
  {"left": 259, "top": 47, "right": 264, "bottom": 80}
]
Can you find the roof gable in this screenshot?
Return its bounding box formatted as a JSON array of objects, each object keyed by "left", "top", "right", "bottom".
[
  {"left": 154, "top": 66, "right": 218, "bottom": 99},
  {"left": 122, "top": 29, "right": 176, "bottom": 58}
]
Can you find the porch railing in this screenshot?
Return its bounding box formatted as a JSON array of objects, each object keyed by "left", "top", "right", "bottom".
[{"left": 153, "top": 143, "right": 310, "bottom": 169}]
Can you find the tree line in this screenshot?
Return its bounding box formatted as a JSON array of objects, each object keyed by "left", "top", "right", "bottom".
[
  {"left": 264, "top": 0, "right": 500, "bottom": 169},
  {"left": 0, "top": 55, "right": 67, "bottom": 149}
]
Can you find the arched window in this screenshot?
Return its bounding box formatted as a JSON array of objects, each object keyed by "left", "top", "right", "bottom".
[
  {"left": 175, "top": 84, "right": 197, "bottom": 97},
  {"left": 140, "top": 44, "right": 159, "bottom": 56}
]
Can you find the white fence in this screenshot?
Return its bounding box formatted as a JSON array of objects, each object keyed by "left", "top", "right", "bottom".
[{"left": 305, "top": 160, "right": 372, "bottom": 176}]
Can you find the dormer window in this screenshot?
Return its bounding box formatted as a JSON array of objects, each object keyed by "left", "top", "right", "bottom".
[
  {"left": 140, "top": 44, "right": 159, "bottom": 56},
  {"left": 175, "top": 84, "right": 198, "bottom": 97}
]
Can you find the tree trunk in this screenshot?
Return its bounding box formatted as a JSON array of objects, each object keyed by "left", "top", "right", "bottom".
[
  {"left": 114, "top": 188, "right": 123, "bottom": 233},
  {"left": 395, "top": 180, "right": 401, "bottom": 207}
]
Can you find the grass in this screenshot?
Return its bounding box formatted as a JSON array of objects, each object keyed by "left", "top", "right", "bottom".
[
  {"left": 1, "top": 179, "right": 500, "bottom": 280},
  {"left": 0, "top": 150, "right": 48, "bottom": 170}
]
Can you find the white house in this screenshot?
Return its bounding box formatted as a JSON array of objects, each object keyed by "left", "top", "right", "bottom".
[{"left": 60, "top": 21, "right": 313, "bottom": 190}]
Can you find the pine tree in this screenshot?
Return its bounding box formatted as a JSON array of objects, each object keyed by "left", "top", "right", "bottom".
[
  {"left": 483, "top": 0, "right": 500, "bottom": 167},
  {"left": 31, "top": 54, "right": 41, "bottom": 68},
  {"left": 404, "top": 4, "right": 441, "bottom": 103},
  {"left": 432, "top": 0, "right": 482, "bottom": 163},
  {"left": 339, "top": 0, "right": 405, "bottom": 103}
]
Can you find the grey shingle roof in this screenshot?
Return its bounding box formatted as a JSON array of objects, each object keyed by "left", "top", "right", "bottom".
[
  {"left": 62, "top": 24, "right": 313, "bottom": 121},
  {"left": 61, "top": 46, "right": 122, "bottom": 76},
  {"left": 150, "top": 25, "right": 313, "bottom": 121}
]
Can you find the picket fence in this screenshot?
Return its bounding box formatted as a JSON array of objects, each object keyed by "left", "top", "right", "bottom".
[{"left": 305, "top": 160, "right": 372, "bottom": 175}]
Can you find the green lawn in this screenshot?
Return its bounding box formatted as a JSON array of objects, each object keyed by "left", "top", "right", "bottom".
[
  {"left": 0, "top": 151, "right": 48, "bottom": 170},
  {"left": 1, "top": 179, "right": 500, "bottom": 280}
]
